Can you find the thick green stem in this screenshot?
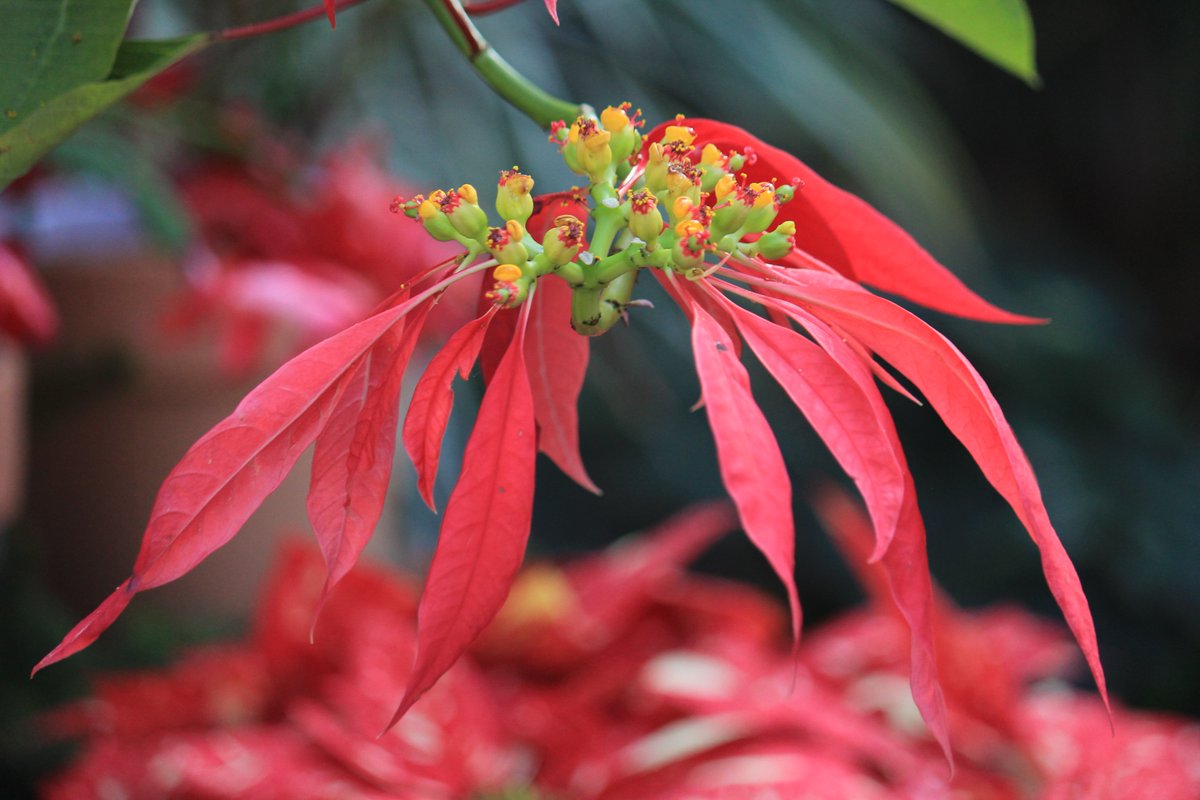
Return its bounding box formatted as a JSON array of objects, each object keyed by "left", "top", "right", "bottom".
[{"left": 422, "top": 0, "right": 585, "bottom": 129}]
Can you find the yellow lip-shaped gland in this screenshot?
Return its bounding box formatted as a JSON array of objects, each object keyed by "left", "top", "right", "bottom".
[
  {"left": 458, "top": 183, "right": 479, "bottom": 204},
  {"left": 715, "top": 174, "right": 738, "bottom": 201},
  {"left": 601, "top": 105, "right": 630, "bottom": 133},
  {"left": 417, "top": 200, "right": 440, "bottom": 220},
  {"left": 493, "top": 264, "right": 523, "bottom": 282},
  {"left": 505, "top": 219, "right": 524, "bottom": 240},
  {"left": 672, "top": 195, "right": 694, "bottom": 220},
  {"left": 663, "top": 125, "right": 696, "bottom": 146},
  {"left": 700, "top": 143, "right": 723, "bottom": 166}
]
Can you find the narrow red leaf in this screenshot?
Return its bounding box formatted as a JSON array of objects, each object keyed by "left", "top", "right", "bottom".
[
  {"left": 688, "top": 300, "right": 801, "bottom": 647},
  {"left": 323, "top": 0, "right": 337, "bottom": 28},
  {"left": 524, "top": 274, "right": 599, "bottom": 494},
  {"left": 307, "top": 302, "right": 434, "bottom": 618},
  {"left": 391, "top": 298, "right": 538, "bottom": 726},
  {"left": 719, "top": 295, "right": 905, "bottom": 558},
  {"left": 717, "top": 277, "right": 954, "bottom": 762},
  {"left": 544, "top": 0, "right": 561, "bottom": 25},
  {"left": 765, "top": 268, "right": 1109, "bottom": 713},
  {"left": 402, "top": 308, "right": 498, "bottom": 511},
  {"left": 34, "top": 297, "right": 430, "bottom": 674},
  {"left": 649, "top": 119, "right": 1039, "bottom": 325}
]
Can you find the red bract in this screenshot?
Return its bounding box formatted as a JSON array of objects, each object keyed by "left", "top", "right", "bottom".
[{"left": 39, "top": 113, "right": 1105, "bottom": 760}]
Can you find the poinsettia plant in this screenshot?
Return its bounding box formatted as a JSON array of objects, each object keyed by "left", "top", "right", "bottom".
[{"left": 7, "top": 0, "right": 1114, "bottom": 776}]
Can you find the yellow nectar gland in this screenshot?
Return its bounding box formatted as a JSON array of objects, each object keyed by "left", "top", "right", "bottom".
[
  {"left": 493, "top": 264, "right": 523, "bottom": 282},
  {"left": 505, "top": 219, "right": 524, "bottom": 240},
  {"left": 500, "top": 168, "right": 534, "bottom": 195},
  {"left": 700, "top": 143, "right": 724, "bottom": 166},
  {"left": 749, "top": 183, "right": 776, "bottom": 209},
  {"left": 458, "top": 183, "right": 479, "bottom": 205},
  {"left": 663, "top": 124, "right": 696, "bottom": 147},
  {"left": 672, "top": 195, "right": 694, "bottom": 220},
  {"left": 581, "top": 127, "right": 611, "bottom": 151},
  {"left": 600, "top": 105, "right": 630, "bottom": 133},
  {"left": 676, "top": 219, "right": 707, "bottom": 239},
  {"left": 714, "top": 174, "right": 738, "bottom": 202},
  {"left": 775, "top": 220, "right": 797, "bottom": 237},
  {"left": 417, "top": 199, "right": 440, "bottom": 220}
]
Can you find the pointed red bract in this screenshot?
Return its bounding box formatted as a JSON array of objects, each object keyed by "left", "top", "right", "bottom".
[
  {"left": 719, "top": 293, "right": 904, "bottom": 558},
  {"left": 403, "top": 308, "right": 497, "bottom": 511},
  {"left": 688, "top": 300, "right": 801, "bottom": 647},
  {"left": 323, "top": 0, "right": 337, "bottom": 28},
  {"left": 391, "top": 298, "right": 538, "bottom": 727},
  {"left": 544, "top": 0, "right": 560, "bottom": 25},
  {"left": 524, "top": 274, "right": 599, "bottom": 494},
  {"left": 650, "top": 119, "right": 1039, "bottom": 325},
  {"left": 718, "top": 281, "right": 953, "bottom": 762},
  {"left": 306, "top": 302, "right": 433, "bottom": 618},
  {"left": 761, "top": 267, "right": 1108, "bottom": 713},
  {"left": 34, "top": 294, "right": 437, "bottom": 674}
]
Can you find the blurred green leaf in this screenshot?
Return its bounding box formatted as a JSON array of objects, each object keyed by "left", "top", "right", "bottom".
[
  {"left": 0, "top": 0, "right": 135, "bottom": 138},
  {"left": 0, "top": 34, "right": 208, "bottom": 190},
  {"left": 886, "top": 0, "right": 1039, "bottom": 84}
]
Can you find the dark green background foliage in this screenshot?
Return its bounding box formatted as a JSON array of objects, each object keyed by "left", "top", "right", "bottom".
[{"left": 2, "top": 0, "right": 1197, "bottom": 793}]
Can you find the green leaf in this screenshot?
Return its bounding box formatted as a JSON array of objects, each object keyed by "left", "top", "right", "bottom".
[
  {"left": 886, "top": 0, "right": 1039, "bottom": 84},
  {"left": 0, "top": 34, "right": 208, "bottom": 191},
  {"left": 0, "top": 0, "right": 136, "bottom": 137}
]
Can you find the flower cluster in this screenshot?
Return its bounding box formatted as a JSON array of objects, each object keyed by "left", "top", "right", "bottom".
[
  {"left": 43, "top": 498, "right": 1200, "bottom": 799},
  {"left": 38, "top": 110, "right": 1105, "bottom": 760}
]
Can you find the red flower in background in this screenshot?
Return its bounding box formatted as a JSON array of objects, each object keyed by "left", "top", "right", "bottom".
[
  {"left": 36, "top": 112, "right": 1106, "bottom": 763},
  {"left": 0, "top": 243, "right": 58, "bottom": 348},
  {"left": 161, "top": 145, "right": 460, "bottom": 375},
  {"left": 41, "top": 499, "right": 1200, "bottom": 799}
]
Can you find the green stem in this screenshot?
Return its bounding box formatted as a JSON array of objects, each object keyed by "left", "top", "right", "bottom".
[{"left": 422, "top": 0, "right": 585, "bottom": 129}]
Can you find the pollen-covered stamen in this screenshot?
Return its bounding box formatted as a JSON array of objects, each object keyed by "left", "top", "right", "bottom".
[
  {"left": 436, "top": 188, "right": 461, "bottom": 214},
  {"left": 630, "top": 189, "right": 658, "bottom": 216},
  {"left": 391, "top": 194, "right": 424, "bottom": 216},
  {"left": 549, "top": 120, "right": 570, "bottom": 149}
]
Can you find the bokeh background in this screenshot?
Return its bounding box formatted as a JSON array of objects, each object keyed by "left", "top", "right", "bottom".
[{"left": 2, "top": 0, "right": 1197, "bottom": 793}]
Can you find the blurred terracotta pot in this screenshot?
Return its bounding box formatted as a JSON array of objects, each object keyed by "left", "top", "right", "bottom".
[
  {"left": 0, "top": 342, "right": 25, "bottom": 529},
  {"left": 28, "top": 255, "right": 399, "bottom": 620}
]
